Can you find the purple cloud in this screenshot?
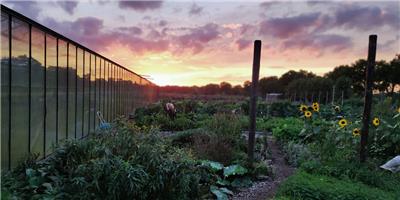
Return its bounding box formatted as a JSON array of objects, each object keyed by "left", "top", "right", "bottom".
[
  {"left": 260, "top": 13, "right": 321, "bottom": 38},
  {"left": 282, "top": 34, "right": 353, "bottom": 54},
  {"left": 118, "top": 26, "right": 143, "bottom": 35},
  {"left": 3, "top": 1, "right": 41, "bottom": 19},
  {"left": 71, "top": 17, "right": 104, "bottom": 35},
  {"left": 42, "top": 16, "right": 168, "bottom": 55},
  {"left": 189, "top": 3, "right": 203, "bottom": 15},
  {"left": 175, "top": 23, "right": 219, "bottom": 54},
  {"left": 158, "top": 20, "right": 167, "bottom": 27},
  {"left": 334, "top": 5, "right": 400, "bottom": 30},
  {"left": 55, "top": 1, "right": 78, "bottom": 15},
  {"left": 118, "top": 1, "right": 163, "bottom": 11},
  {"left": 236, "top": 39, "right": 252, "bottom": 51}
]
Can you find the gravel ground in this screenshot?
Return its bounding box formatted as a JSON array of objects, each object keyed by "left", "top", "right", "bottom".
[{"left": 232, "top": 136, "right": 295, "bottom": 200}]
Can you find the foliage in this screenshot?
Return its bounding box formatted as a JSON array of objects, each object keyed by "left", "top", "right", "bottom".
[
  {"left": 270, "top": 118, "right": 304, "bottom": 143},
  {"left": 300, "top": 160, "right": 400, "bottom": 193},
  {"left": 283, "top": 141, "right": 314, "bottom": 167},
  {"left": 276, "top": 171, "right": 397, "bottom": 200},
  {"left": 2, "top": 121, "right": 206, "bottom": 200}
]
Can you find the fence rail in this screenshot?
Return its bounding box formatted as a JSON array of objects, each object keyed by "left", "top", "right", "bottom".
[{"left": 1, "top": 5, "right": 157, "bottom": 170}]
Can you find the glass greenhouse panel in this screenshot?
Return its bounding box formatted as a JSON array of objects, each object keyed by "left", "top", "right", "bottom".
[
  {"left": 30, "top": 27, "right": 45, "bottom": 158},
  {"left": 67, "top": 44, "right": 76, "bottom": 139},
  {"left": 58, "top": 39, "right": 68, "bottom": 141},
  {"left": 1, "top": 13, "right": 10, "bottom": 169}
]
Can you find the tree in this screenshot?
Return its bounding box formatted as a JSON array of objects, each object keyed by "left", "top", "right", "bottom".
[
  {"left": 243, "top": 81, "right": 251, "bottom": 95},
  {"left": 232, "top": 85, "right": 244, "bottom": 95},
  {"left": 202, "top": 84, "right": 220, "bottom": 95},
  {"left": 258, "top": 76, "right": 283, "bottom": 95},
  {"left": 279, "top": 70, "right": 316, "bottom": 89},
  {"left": 219, "top": 81, "right": 232, "bottom": 95}
]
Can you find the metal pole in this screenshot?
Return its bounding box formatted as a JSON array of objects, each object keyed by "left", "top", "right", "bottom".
[
  {"left": 331, "top": 85, "right": 335, "bottom": 105},
  {"left": 360, "top": 35, "right": 377, "bottom": 162},
  {"left": 318, "top": 91, "right": 321, "bottom": 103},
  {"left": 248, "top": 40, "right": 261, "bottom": 166}
]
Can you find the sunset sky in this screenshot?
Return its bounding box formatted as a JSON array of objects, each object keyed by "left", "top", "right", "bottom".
[{"left": 2, "top": 0, "right": 399, "bottom": 86}]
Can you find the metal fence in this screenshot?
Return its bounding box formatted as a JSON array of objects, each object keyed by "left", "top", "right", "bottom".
[{"left": 1, "top": 5, "right": 157, "bottom": 169}]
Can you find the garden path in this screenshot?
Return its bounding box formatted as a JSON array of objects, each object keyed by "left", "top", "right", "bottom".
[{"left": 231, "top": 136, "right": 295, "bottom": 200}]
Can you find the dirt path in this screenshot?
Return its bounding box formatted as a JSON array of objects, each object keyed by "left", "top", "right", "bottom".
[{"left": 232, "top": 136, "right": 295, "bottom": 200}]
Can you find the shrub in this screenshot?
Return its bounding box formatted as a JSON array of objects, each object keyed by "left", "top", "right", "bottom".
[
  {"left": 1, "top": 122, "right": 206, "bottom": 199},
  {"left": 276, "top": 171, "right": 397, "bottom": 200},
  {"left": 283, "top": 141, "right": 314, "bottom": 167},
  {"left": 271, "top": 118, "right": 304, "bottom": 143}
]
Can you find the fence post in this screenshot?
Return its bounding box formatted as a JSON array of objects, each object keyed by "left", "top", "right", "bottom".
[
  {"left": 360, "top": 35, "right": 377, "bottom": 163},
  {"left": 318, "top": 91, "right": 321, "bottom": 103},
  {"left": 311, "top": 93, "right": 314, "bottom": 103},
  {"left": 325, "top": 91, "right": 329, "bottom": 105},
  {"left": 248, "top": 40, "right": 261, "bottom": 166},
  {"left": 341, "top": 90, "right": 344, "bottom": 106}
]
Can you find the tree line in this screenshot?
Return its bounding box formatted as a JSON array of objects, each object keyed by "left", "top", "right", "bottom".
[{"left": 158, "top": 55, "right": 400, "bottom": 97}]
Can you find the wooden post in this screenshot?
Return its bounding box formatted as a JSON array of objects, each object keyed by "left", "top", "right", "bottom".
[
  {"left": 248, "top": 40, "right": 261, "bottom": 166},
  {"left": 360, "top": 35, "right": 377, "bottom": 163},
  {"left": 331, "top": 85, "right": 335, "bottom": 105}
]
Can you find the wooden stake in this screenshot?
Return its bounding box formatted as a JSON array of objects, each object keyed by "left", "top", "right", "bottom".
[
  {"left": 360, "top": 35, "right": 377, "bottom": 162},
  {"left": 248, "top": 40, "right": 261, "bottom": 166}
]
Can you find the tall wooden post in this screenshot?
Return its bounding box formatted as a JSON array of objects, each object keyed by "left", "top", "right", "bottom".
[
  {"left": 360, "top": 35, "right": 377, "bottom": 163},
  {"left": 248, "top": 40, "right": 261, "bottom": 166},
  {"left": 331, "top": 85, "right": 335, "bottom": 105}
]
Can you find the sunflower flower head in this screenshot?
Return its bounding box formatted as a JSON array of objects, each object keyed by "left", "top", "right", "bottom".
[
  {"left": 338, "top": 118, "right": 348, "bottom": 128},
  {"left": 312, "top": 102, "right": 320, "bottom": 112},
  {"left": 304, "top": 111, "right": 312, "bottom": 118},
  {"left": 299, "top": 105, "right": 308, "bottom": 112},
  {"left": 352, "top": 128, "right": 361, "bottom": 137},
  {"left": 334, "top": 105, "right": 340, "bottom": 112},
  {"left": 372, "top": 117, "right": 380, "bottom": 127}
]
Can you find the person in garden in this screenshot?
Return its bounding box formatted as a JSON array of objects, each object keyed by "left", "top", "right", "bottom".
[{"left": 165, "top": 102, "right": 176, "bottom": 120}]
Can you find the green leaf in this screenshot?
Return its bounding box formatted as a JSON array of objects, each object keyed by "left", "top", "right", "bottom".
[
  {"left": 26, "top": 168, "right": 35, "bottom": 177},
  {"left": 210, "top": 186, "right": 229, "bottom": 200},
  {"left": 201, "top": 160, "right": 224, "bottom": 172},
  {"left": 219, "top": 187, "right": 234, "bottom": 195},
  {"left": 223, "top": 164, "right": 248, "bottom": 177},
  {"left": 216, "top": 178, "right": 230, "bottom": 186}
]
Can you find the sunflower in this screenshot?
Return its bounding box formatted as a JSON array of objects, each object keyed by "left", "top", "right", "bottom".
[
  {"left": 299, "top": 105, "right": 308, "bottom": 112},
  {"left": 334, "top": 105, "right": 340, "bottom": 112},
  {"left": 338, "top": 118, "right": 348, "bottom": 128},
  {"left": 304, "top": 111, "right": 312, "bottom": 118},
  {"left": 398, "top": 107, "right": 400, "bottom": 113},
  {"left": 352, "top": 128, "right": 361, "bottom": 137},
  {"left": 372, "top": 117, "right": 380, "bottom": 127},
  {"left": 312, "top": 102, "right": 320, "bottom": 112}
]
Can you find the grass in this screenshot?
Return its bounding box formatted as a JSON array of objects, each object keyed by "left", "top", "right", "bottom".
[{"left": 276, "top": 170, "right": 398, "bottom": 200}]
